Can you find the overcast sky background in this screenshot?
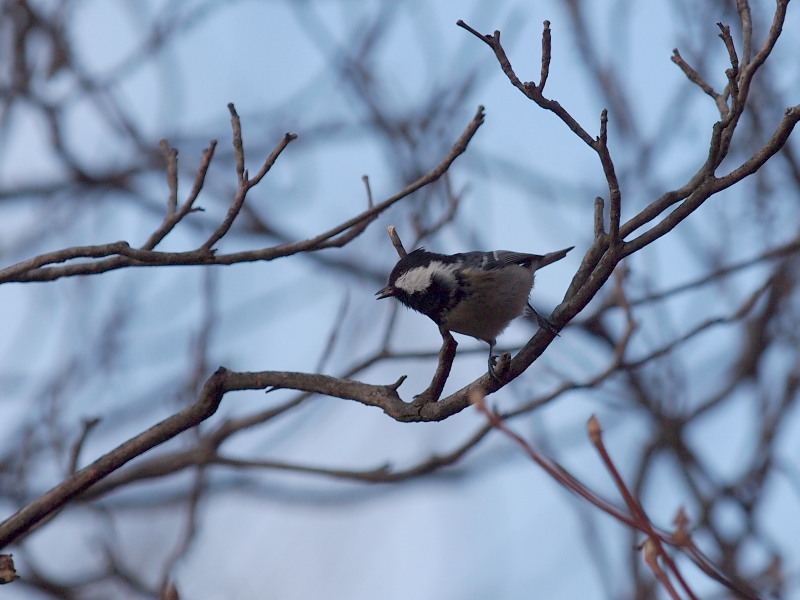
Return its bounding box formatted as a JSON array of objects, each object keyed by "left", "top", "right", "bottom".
[{"left": 2, "top": 0, "right": 800, "bottom": 598}]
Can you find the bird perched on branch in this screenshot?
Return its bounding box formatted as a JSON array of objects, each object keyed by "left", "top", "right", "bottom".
[{"left": 377, "top": 246, "right": 573, "bottom": 380}]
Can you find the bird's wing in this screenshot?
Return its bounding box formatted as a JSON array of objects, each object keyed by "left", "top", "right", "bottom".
[
  {"left": 455, "top": 251, "right": 540, "bottom": 270},
  {"left": 456, "top": 247, "right": 573, "bottom": 270},
  {"left": 489, "top": 251, "right": 542, "bottom": 268}
]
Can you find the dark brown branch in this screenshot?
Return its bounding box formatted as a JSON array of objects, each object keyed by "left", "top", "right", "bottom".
[
  {"left": 202, "top": 128, "right": 297, "bottom": 251},
  {"left": 204, "top": 422, "right": 493, "bottom": 484},
  {"left": 717, "top": 24, "right": 741, "bottom": 117},
  {"left": 712, "top": 105, "right": 800, "bottom": 190},
  {"left": 598, "top": 109, "right": 621, "bottom": 244},
  {"left": 628, "top": 236, "right": 800, "bottom": 307},
  {"left": 411, "top": 327, "right": 458, "bottom": 404},
  {"left": 457, "top": 19, "right": 596, "bottom": 148},
  {"left": 593, "top": 197, "right": 605, "bottom": 238},
  {"left": 622, "top": 274, "right": 773, "bottom": 370},
  {"left": 1, "top": 106, "right": 485, "bottom": 283},
  {"left": 142, "top": 140, "right": 217, "bottom": 251},
  {"left": 77, "top": 329, "right": 642, "bottom": 495},
  {"left": 0, "top": 242, "right": 133, "bottom": 282},
  {"left": 670, "top": 49, "right": 727, "bottom": 115},
  {"left": 0, "top": 368, "right": 229, "bottom": 548},
  {"left": 736, "top": 0, "right": 753, "bottom": 65},
  {"left": 717, "top": 22, "right": 740, "bottom": 82},
  {"left": 743, "top": 0, "right": 789, "bottom": 76},
  {"left": 623, "top": 104, "right": 800, "bottom": 256},
  {"left": 457, "top": 18, "right": 621, "bottom": 256},
  {"left": 248, "top": 132, "right": 298, "bottom": 188},
  {"left": 539, "top": 21, "right": 551, "bottom": 91},
  {"left": 228, "top": 103, "right": 245, "bottom": 182}
]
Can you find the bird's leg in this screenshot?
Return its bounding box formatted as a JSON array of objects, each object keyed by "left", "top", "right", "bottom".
[
  {"left": 413, "top": 326, "right": 457, "bottom": 404},
  {"left": 488, "top": 343, "right": 499, "bottom": 381},
  {"left": 527, "top": 302, "right": 560, "bottom": 336},
  {"left": 487, "top": 343, "right": 511, "bottom": 382}
]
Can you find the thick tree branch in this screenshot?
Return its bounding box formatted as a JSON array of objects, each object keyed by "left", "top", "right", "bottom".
[{"left": 0, "top": 368, "right": 229, "bottom": 548}]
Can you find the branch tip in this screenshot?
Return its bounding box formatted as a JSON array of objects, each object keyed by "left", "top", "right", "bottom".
[
  {"left": 387, "top": 226, "right": 407, "bottom": 258},
  {"left": 539, "top": 20, "right": 552, "bottom": 90},
  {"left": 673, "top": 507, "right": 692, "bottom": 546},
  {"left": 587, "top": 414, "right": 602, "bottom": 444},
  {"left": 594, "top": 197, "right": 606, "bottom": 238},
  {"left": 600, "top": 109, "right": 609, "bottom": 143},
  {"left": 390, "top": 375, "right": 407, "bottom": 390}
]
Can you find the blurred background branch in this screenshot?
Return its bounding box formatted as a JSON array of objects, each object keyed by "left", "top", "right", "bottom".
[{"left": 0, "top": 1, "right": 798, "bottom": 598}]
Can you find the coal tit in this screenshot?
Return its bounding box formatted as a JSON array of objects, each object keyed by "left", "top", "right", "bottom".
[{"left": 376, "top": 246, "right": 573, "bottom": 380}]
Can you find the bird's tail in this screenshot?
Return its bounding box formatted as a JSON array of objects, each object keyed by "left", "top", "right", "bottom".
[{"left": 533, "top": 246, "right": 574, "bottom": 270}]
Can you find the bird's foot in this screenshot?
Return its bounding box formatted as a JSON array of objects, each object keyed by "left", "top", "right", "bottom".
[
  {"left": 488, "top": 352, "right": 510, "bottom": 382},
  {"left": 528, "top": 303, "right": 560, "bottom": 336}
]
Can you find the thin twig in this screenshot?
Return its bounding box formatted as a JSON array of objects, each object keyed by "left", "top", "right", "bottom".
[
  {"left": 589, "top": 417, "right": 698, "bottom": 600},
  {"left": 228, "top": 103, "right": 245, "bottom": 182},
  {"left": 670, "top": 49, "right": 726, "bottom": 115},
  {"left": 387, "top": 225, "right": 408, "bottom": 258},
  {"left": 476, "top": 398, "right": 760, "bottom": 600},
  {"left": 67, "top": 418, "right": 101, "bottom": 474},
  {"left": 203, "top": 130, "right": 297, "bottom": 251},
  {"left": 0, "top": 368, "right": 230, "bottom": 548},
  {"left": 593, "top": 197, "right": 605, "bottom": 238},
  {"left": 598, "top": 109, "right": 621, "bottom": 245},
  {"left": 539, "top": 21, "right": 551, "bottom": 91},
  {"left": 142, "top": 140, "right": 217, "bottom": 251},
  {"left": 2, "top": 106, "right": 485, "bottom": 283},
  {"left": 736, "top": 0, "right": 753, "bottom": 65},
  {"left": 362, "top": 175, "right": 374, "bottom": 208},
  {"left": 159, "top": 139, "right": 178, "bottom": 216}
]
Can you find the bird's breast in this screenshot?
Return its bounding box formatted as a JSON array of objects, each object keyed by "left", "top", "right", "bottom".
[{"left": 442, "top": 266, "right": 534, "bottom": 343}]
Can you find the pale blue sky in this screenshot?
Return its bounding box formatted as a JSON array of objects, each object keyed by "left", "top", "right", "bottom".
[{"left": 2, "top": 1, "right": 799, "bottom": 598}]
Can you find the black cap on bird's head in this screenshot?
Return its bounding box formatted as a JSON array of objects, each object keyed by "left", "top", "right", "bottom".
[
  {"left": 376, "top": 249, "right": 437, "bottom": 299},
  {"left": 375, "top": 249, "right": 460, "bottom": 324}
]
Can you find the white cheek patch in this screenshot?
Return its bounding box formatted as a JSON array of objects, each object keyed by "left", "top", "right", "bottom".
[{"left": 395, "top": 261, "right": 457, "bottom": 294}]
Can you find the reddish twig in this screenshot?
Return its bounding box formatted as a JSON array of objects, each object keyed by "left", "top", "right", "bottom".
[
  {"left": 589, "top": 417, "right": 698, "bottom": 600},
  {"left": 475, "top": 398, "right": 762, "bottom": 600}
]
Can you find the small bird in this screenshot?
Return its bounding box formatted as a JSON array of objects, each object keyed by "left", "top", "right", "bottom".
[{"left": 376, "top": 246, "right": 573, "bottom": 380}]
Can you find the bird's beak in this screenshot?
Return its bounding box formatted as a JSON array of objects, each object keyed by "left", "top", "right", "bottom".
[{"left": 375, "top": 286, "right": 395, "bottom": 299}]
